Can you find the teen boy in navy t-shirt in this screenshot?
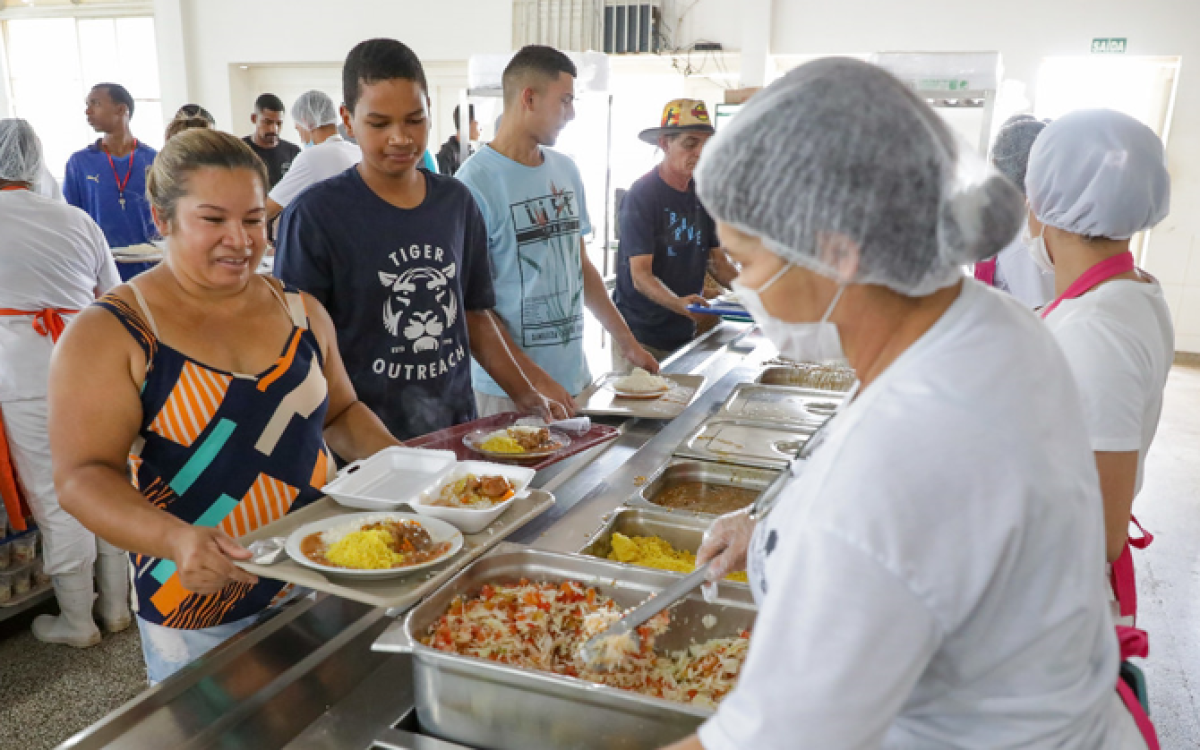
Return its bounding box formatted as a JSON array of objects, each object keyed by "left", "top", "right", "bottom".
[{"left": 276, "top": 38, "right": 561, "bottom": 440}]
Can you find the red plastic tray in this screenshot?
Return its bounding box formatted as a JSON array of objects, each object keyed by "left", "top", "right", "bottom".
[{"left": 405, "top": 413, "right": 619, "bottom": 471}]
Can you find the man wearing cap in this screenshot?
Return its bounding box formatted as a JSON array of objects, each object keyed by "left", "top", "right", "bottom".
[{"left": 611, "top": 99, "right": 738, "bottom": 371}]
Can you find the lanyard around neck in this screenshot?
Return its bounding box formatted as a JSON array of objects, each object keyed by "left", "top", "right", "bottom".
[
  {"left": 103, "top": 139, "right": 138, "bottom": 199},
  {"left": 1041, "top": 251, "right": 1135, "bottom": 319}
]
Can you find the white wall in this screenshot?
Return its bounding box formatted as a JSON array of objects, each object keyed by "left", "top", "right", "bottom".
[
  {"left": 173, "top": 0, "right": 511, "bottom": 140},
  {"left": 676, "top": 0, "right": 1200, "bottom": 352}
]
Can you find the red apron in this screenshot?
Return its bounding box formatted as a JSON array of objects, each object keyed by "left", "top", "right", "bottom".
[
  {"left": 1041, "top": 251, "right": 1149, "bottom": 621},
  {"left": 973, "top": 258, "right": 998, "bottom": 286},
  {"left": 0, "top": 307, "right": 78, "bottom": 533}
]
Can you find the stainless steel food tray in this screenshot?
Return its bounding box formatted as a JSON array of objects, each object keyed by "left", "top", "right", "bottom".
[
  {"left": 373, "top": 547, "right": 756, "bottom": 750},
  {"left": 574, "top": 373, "right": 707, "bottom": 419},
  {"left": 627, "top": 458, "right": 778, "bottom": 517},
  {"left": 236, "top": 491, "right": 554, "bottom": 610},
  {"left": 717, "top": 383, "right": 842, "bottom": 426},
  {"left": 756, "top": 364, "right": 856, "bottom": 391},
  {"left": 673, "top": 417, "right": 813, "bottom": 469},
  {"left": 579, "top": 507, "right": 752, "bottom": 589}
]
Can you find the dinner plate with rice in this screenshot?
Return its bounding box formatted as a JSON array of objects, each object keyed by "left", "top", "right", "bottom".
[
  {"left": 605, "top": 368, "right": 672, "bottom": 399},
  {"left": 462, "top": 425, "right": 572, "bottom": 462},
  {"left": 285, "top": 512, "right": 463, "bottom": 579}
]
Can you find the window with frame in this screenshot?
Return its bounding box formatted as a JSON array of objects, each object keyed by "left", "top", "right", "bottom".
[{"left": 2, "top": 14, "right": 161, "bottom": 181}]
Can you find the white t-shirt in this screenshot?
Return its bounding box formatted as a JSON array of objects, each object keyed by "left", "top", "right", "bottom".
[
  {"left": 700, "top": 281, "right": 1140, "bottom": 750},
  {"left": 0, "top": 189, "right": 120, "bottom": 401},
  {"left": 267, "top": 136, "right": 362, "bottom": 209},
  {"left": 1044, "top": 279, "right": 1173, "bottom": 493},
  {"left": 994, "top": 235, "right": 1055, "bottom": 309}
]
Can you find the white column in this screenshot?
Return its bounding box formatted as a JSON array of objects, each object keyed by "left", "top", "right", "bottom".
[
  {"left": 0, "top": 27, "right": 14, "bottom": 118},
  {"left": 153, "top": 0, "right": 189, "bottom": 120},
  {"left": 740, "top": 0, "right": 773, "bottom": 88}
]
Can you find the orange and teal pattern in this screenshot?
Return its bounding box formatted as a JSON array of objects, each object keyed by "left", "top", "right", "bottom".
[{"left": 96, "top": 285, "right": 336, "bottom": 629}]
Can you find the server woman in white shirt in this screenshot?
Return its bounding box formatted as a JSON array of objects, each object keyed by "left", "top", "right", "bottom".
[
  {"left": 668, "top": 59, "right": 1150, "bottom": 749},
  {"left": 1025, "top": 110, "right": 1173, "bottom": 624},
  {"left": 0, "top": 119, "right": 129, "bottom": 647}
]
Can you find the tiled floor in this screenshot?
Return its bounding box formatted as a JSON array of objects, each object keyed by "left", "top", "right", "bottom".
[{"left": 1, "top": 364, "right": 1197, "bottom": 749}]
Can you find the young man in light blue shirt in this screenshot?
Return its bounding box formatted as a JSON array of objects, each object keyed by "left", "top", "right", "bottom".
[{"left": 456, "top": 45, "right": 658, "bottom": 416}]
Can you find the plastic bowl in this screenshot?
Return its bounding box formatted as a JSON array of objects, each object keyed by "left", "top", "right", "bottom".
[{"left": 413, "top": 461, "right": 536, "bottom": 534}]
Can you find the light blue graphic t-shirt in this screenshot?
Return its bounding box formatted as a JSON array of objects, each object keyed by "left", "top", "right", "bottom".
[{"left": 456, "top": 146, "right": 593, "bottom": 397}]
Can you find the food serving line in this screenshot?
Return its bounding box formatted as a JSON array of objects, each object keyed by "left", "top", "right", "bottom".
[{"left": 60, "top": 320, "right": 852, "bottom": 750}]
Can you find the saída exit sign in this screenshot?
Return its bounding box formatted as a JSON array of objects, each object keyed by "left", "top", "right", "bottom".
[{"left": 1092, "top": 38, "right": 1128, "bottom": 54}]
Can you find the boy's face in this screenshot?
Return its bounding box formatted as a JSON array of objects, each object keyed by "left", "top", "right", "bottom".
[
  {"left": 527, "top": 72, "right": 576, "bottom": 147},
  {"left": 347, "top": 78, "right": 430, "bottom": 178}
]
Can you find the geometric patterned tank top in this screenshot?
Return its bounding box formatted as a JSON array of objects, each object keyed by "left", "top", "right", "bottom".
[{"left": 94, "top": 278, "right": 335, "bottom": 629}]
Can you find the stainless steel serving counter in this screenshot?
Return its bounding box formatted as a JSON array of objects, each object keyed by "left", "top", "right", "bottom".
[{"left": 60, "top": 322, "right": 766, "bottom": 750}]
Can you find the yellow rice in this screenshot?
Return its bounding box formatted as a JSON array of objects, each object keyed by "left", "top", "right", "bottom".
[
  {"left": 479, "top": 434, "right": 526, "bottom": 454},
  {"left": 325, "top": 529, "right": 407, "bottom": 569},
  {"left": 607, "top": 532, "right": 749, "bottom": 583}
]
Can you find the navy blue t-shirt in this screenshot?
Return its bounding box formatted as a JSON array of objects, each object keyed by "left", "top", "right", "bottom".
[
  {"left": 275, "top": 167, "right": 495, "bottom": 440},
  {"left": 613, "top": 168, "right": 719, "bottom": 351}
]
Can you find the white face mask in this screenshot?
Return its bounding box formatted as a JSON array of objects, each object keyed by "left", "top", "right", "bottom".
[
  {"left": 732, "top": 264, "right": 847, "bottom": 363},
  {"left": 1026, "top": 224, "right": 1055, "bottom": 275}
]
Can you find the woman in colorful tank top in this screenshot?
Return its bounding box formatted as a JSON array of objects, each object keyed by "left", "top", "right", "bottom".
[{"left": 48, "top": 129, "right": 402, "bottom": 684}]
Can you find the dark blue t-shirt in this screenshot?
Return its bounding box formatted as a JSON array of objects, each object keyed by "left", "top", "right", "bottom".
[
  {"left": 612, "top": 168, "right": 718, "bottom": 351},
  {"left": 275, "top": 167, "right": 495, "bottom": 440}
]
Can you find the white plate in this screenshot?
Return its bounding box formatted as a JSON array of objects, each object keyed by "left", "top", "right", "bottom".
[
  {"left": 413, "top": 461, "right": 537, "bottom": 533},
  {"left": 601, "top": 372, "right": 672, "bottom": 400},
  {"left": 462, "top": 427, "right": 572, "bottom": 462},
  {"left": 324, "top": 446, "right": 458, "bottom": 511},
  {"left": 285, "top": 512, "right": 463, "bottom": 579}
]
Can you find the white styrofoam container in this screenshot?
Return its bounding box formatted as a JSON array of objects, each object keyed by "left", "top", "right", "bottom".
[
  {"left": 413, "top": 461, "right": 537, "bottom": 533},
  {"left": 324, "top": 447, "right": 458, "bottom": 511}
]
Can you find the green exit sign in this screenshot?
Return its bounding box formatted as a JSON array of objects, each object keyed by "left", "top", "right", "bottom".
[{"left": 1092, "top": 37, "right": 1128, "bottom": 54}]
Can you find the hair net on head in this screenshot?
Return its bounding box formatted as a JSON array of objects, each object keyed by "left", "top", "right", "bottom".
[
  {"left": 292, "top": 90, "right": 339, "bottom": 130},
  {"left": 991, "top": 116, "right": 1048, "bottom": 196},
  {"left": 695, "top": 57, "right": 1024, "bottom": 297},
  {"left": 1026, "top": 109, "right": 1169, "bottom": 240},
  {"left": 0, "top": 118, "right": 43, "bottom": 184}
]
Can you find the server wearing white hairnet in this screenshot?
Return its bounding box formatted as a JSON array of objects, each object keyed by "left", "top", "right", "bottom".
[
  {"left": 265, "top": 90, "right": 362, "bottom": 222},
  {"left": 0, "top": 119, "right": 129, "bottom": 648},
  {"left": 1026, "top": 110, "right": 1173, "bottom": 628},
  {"left": 973, "top": 114, "right": 1056, "bottom": 308},
  {"left": 663, "top": 60, "right": 1150, "bottom": 749}
]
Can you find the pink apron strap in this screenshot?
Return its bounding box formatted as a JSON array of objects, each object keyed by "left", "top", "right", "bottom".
[
  {"left": 1115, "top": 626, "right": 1159, "bottom": 749},
  {"left": 973, "top": 258, "right": 997, "bottom": 286},
  {"left": 1110, "top": 516, "right": 1154, "bottom": 619},
  {"left": 1041, "top": 250, "right": 1135, "bottom": 319}
]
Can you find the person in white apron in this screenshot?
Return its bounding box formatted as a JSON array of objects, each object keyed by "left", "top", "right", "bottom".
[
  {"left": 0, "top": 119, "right": 129, "bottom": 648},
  {"left": 668, "top": 60, "right": 1153, "bottom": 749},
  {"left": 1025, "top": 110, "right": 1174, "bottom": 627}
]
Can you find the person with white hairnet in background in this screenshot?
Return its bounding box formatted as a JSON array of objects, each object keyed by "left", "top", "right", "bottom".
[
  {"left": 0, "top": 119, "right": 129, "bottom": 648},
  {"left": 663, "top": 59, "right": 1154, "bottom": 749},
  {"left": 973, "top": 114, "right": 1056, "bottom": 308},
  {"left": 1026, "top": 110, "right": 1173, "bottom": 630},
  {"left": 265, "top": 90, "right": 362, "bottom": 222}
]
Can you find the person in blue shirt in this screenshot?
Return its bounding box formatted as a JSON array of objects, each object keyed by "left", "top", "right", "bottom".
[
  {"left": 276, "top": 39, "right": 569, "bottom": 440},
  {"left": 64, "top": 83, "right": 158, "bottom": 280},
  {"left": 456, "top": 45, "right": 658, "bottom": 417},
  {"left": 612, "top": 99, "right": 738, "bottom": 372}
]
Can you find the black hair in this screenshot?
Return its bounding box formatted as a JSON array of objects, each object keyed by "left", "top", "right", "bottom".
[
  {"left": 342, "top": 38, "right": 428, "bottom": 115},
  {"left": 452, "top": 104, "right": 476, "bottom": 131},
  {"left": 254, "top": 93, "right": 285, "bottom": 113},
  {"left": 502, "top": 45, "right": 577, "bottom": 105},
  {"left": 94, "top": 83, "right": 135, "bottom": 118},
  {"left": 176, "top": 103, "right": 215, "bottom": 126}
]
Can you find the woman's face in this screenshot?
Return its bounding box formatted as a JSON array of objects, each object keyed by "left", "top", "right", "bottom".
[
  {"left": 718, "top": 221, "right": 841, "bottom": 323},
  {"left": 156, "top": 166, "right": 267, "bottom": 290}
]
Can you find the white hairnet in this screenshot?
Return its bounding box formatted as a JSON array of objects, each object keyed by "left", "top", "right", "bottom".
[
  {"left": 292, "top": 90, "right": 339, "bottom": 130},
  {"left": 695, "top": 58, "right": 1024, "bottom": 297},
  {"left": 1026, "top": 109, "right": 1169, "bottom": 240},
  {"left": 0, "top": 118, "right": 44, "bottom": 184},
  {"left": 991, "top": 115, "right": 1048, "bottom": 196}
]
